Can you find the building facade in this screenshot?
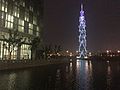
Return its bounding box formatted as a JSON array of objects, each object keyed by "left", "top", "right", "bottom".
[{"left": 0, "top": 0, "right": 43, "bottom": 60}]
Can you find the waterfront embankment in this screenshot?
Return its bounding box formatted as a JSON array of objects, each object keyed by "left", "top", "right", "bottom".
[{"left": 0, "top": 58, "right": 70, "bottom": 70}]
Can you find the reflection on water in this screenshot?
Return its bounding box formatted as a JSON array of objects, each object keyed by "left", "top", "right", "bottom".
[
  {"left": 0, "top": 60, "right": 120, "bottom": 90},
  {"left": 76, "top": 60, "right": 93, "bottom": 90},
  {"left": 8, "top": 73, "right": 16, "bottom": 90},
  {"left": 107, "top": 61, "right": 111, "bottom": 90}
]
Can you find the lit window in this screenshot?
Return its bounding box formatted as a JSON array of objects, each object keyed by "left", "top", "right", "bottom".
[
  {"left": 25, "top": 12, "right": 29, "bottom": 22},
  {"left": 17, "top": 8, "right": 19, "bottom": 18},
  {"left": 36, "top": 32, "right": 39, "bottom": 36},
  {"left": 11, "top": 23, "right": 13, "bottom": 29},
  {"left": 33, "top": 16, "right": 37, "bottom": 25},
  {"left": 2, "top": 0, "right": 5, "bottom": 3},
  {"left": 37, "top": 26, "right": 39, "bottom": 32},
  {"left": 1, "top": 12, "right": 4, "bottom": 19},
  {"left": 5, "top": 6, "right": 7, "bottom": 12},
  {"left": 8, "top": 15, "right": 11, "bottom": 21},
  {"left": 2, "top": 4, "right": 4, "bottom": 11},
  {"left": 29, "top": 29, "right": 33, "bottom": 35},
  {"left": 8, "top": 22, "right": 11, "bottom": 28},
  {"left": 5, "top": 21, "right": 7, "bottom": 27},
  {"left": 13, "top": 7, "right": 17, "bottom": 16},
  {"left": 23, "top": 2, "right": 25, "bottom": 7},
  {"left": 29, "top": 23, "right": 33, "bottom": 29},
  {"left": 18, "top": 26, "right": 24, "bottom": 32},
  {"left": 19, "top": 19, "right": 24, "bottom": 26},
  {"left": 5, "top": 21, "right": 13, "bottom": 29},
  {"left": 6, "top": 14, "right": 14, "bottom": 22}
]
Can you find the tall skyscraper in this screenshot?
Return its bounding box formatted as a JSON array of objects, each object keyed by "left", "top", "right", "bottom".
[{"left": 78, "top": 4, "right": 87, "bottom": 58}]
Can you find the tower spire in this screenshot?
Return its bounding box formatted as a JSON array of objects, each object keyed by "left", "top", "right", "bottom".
[{"left": 81, "top": 4, "right": 83, "bottom": 11}]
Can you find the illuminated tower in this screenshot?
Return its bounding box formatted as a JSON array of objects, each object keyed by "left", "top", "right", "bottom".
[{"left": 78, "top": 4, "right": 87, "bottom": 58}]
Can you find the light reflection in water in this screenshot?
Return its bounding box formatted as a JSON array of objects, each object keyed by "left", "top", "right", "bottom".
[
  {"left": 56, "top": 69, "right": 61, "bottom": 80},
  {"left": 70, "top": 62, "right": 73, "bottom": 72},
  {"left": 76, "top": 60, "right": 93, "bottom": 90},
  {"left": 107, "top": 61, "right": 111, "bottom": 90},
  {"left": 0, "top": 60, "right": 119, "bottom": 90},
  {"left": 8, "top": 73, "right": 16, "bottom": 90}
]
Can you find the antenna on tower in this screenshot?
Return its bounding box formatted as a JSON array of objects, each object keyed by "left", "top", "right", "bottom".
[{"left": 81, "top": 4, "right": 83, "bottom": 11}]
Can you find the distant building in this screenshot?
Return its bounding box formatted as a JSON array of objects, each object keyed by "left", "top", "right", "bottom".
[{"left": 0, "top": 0, "right": 44, "bottom": 60}]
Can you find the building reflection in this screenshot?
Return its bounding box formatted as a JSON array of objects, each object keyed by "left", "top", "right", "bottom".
[
  {"left": 8, "top": 73, "right": 16, "bottom": 90},
  {"left": 76, "top": 60, "right": 93, "bottom": 90}
]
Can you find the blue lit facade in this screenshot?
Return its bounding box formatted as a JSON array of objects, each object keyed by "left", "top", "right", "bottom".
[{"left": 78, "top": 4, "right": 87, "bottom": 58}]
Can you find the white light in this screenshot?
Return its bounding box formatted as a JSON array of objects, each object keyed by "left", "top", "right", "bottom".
[
  {"left": 84, "top": 56, "right": 88, "bottom": 59},
  {"left": 106, "top": 50, "right": 109, "bottom": 53},
  {"left": 66, "top": 50, "right": 69, "bottom": 53},
  {"left": 117, "top": 50, "right": 120, "bottom": 53}
]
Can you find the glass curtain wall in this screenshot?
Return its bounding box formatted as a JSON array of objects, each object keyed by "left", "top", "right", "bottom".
[{"left": 0, "top": 0, "right": 41, "bottom": 60}]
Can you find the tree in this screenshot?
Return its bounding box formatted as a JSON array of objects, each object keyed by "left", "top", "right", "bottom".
[
  {"left": 41, "top": 44, "right": 62, "bottom": 59},
  {"left": 31, "top": 36, "right": 42, "bottom": 60},
  {"left": 53, "top": 45, "right": 62, "bottom": 55},
  {"left": 2, "top": 30, "right": 26, "bottom": 60}
]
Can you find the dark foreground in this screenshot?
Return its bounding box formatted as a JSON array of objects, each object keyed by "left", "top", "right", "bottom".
[{"left": 0, "top": 59, "right": 120, "bottom": 90}]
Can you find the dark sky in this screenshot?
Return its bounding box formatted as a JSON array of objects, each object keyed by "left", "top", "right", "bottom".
[{"left": 43, "top": 0, "right": 120, "bottom": 52}]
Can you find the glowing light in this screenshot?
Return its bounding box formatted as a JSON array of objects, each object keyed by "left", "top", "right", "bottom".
[
  {"left": 78, "top": 4, "right": 87, "bottom": 58},
  {"left": 69, "top": 52, "right": 73, "bottom": 57},
  {"left": 76, "top": 51, "right": 79, "bottom": 53},
  {"left": 66, "top": 50, "right": 69, "bottom": 53},
  {"left": 106, "top": 50, "right": 109, "bottom": 53},
  {"left": 88, "top": 52, "right": 92, "bottom": 56},
  {"left": 117, "top": 50, "right": 120, "bottom": 53},
  {"left": 84, "top": 56, "right": 88, "bottom": 59},
  {"left": 107, "top": 60, "right": 110, "bottom": 63}
]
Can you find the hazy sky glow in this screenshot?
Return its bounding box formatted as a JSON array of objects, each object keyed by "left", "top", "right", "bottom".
[{"left": 44, "top": 0, "right": 120, "bottom": 52}]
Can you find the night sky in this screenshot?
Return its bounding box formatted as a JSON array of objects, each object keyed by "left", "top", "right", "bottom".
[{"left": 43, "top": 0, "right": 120, "bottom": 52}]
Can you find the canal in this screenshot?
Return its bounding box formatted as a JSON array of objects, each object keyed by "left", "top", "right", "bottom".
[{"left": 0, "top": 59, "right": 120, "bottom": 90}]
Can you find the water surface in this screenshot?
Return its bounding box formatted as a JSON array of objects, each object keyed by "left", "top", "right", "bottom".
[{"left": 0, "top": 59, "right": 120, "bottom": 90}]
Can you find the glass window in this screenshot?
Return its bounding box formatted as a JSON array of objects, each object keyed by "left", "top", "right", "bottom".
[
  {"left": 29, "top": 23, "right": 33, "bottom": 29},
  {"left": 4, "top": 1, "right": 7, "bottom": 12},
  {"left": 6, "top": 14, "right": 14, "bottom": 22},
  {"left": 33, "top": 16, "right": 37, "bottom": 25},
  {"left": 29, "top": 29, "right": 33, "bottom": 35},
  {"left": 1, "top": 11, "right": 5, "bottom": 19},
  {"left": 25, "top": 11, "right": 29, "bottom": 22},
  {"left": 13, "top": 6, "right": 17, "bottom": 17},
  {"left": 18, "top": 25, "right": 24, "bottom": 32},
  {"left": 19, "top": 19, "right": 24, "bottom": 26},
  {"left": 1, "top": 3, "right": 4, "bottom": 11},
  {"left": 21, "top": 44, "right": 31, "bottom": 59},
  {"left": 13, "top": 6, "right": 19, "bottom": 18},
  {"left": 23, "top": 2, "right": 25, "bottom": 7},
  {"left": 5, "top": 21, "right": 13, "bottom": 29},
  {"left": 36, "top": 32, "right": 39, "bottom": 36},
  {"left": 37, "top": 26, "right": 39, "bottom": 32}
]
